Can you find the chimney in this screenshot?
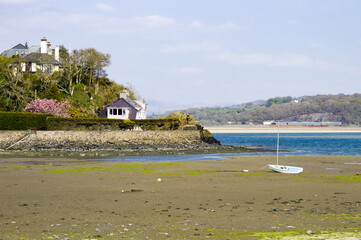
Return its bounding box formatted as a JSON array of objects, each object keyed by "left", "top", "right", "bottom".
[
  {"left": 55, "top": 46, "right": 60, "bottom": 61},
  {"left": 119, "top": 89, "right": 129, "bottom": 99},
  {"left": 47, "top": 42, "right": 52, "bottom": 55},
  {"left": 40, "top": 37, "right": 47, "bottom": 54}
]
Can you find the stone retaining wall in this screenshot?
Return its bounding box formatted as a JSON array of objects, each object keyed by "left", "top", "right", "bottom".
[{"left": 0, "top": 130, "right": 203, "bottom": 150}]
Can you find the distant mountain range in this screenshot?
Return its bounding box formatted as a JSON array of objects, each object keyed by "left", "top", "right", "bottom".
[{"left": 151, "top": 93, "right": 361, "bottom": 126}]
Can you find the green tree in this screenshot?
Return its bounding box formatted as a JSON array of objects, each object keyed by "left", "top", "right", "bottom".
[
  {"left": 45, "top": 83, "right": 63, "bottom": 101},
  {"left": 167, "top": 112, "right": 196, "bottom": 125},
  {"left": 0, "top": 56, "right": 29, "bottom": 111}
]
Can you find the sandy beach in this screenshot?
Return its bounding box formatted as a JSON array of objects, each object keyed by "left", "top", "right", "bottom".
[
  {"left": 0, "top": 155, "right": 360, "bottom": 239},
  {"left": 206, "top": 126, "right": 361, "bottom": 133}
]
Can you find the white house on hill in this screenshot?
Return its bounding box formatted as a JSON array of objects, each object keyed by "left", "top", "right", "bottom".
[{"left": 1, "top": 37, "right": 61, "bottom": 74}]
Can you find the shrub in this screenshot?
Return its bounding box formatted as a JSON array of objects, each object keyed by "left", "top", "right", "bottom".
[
  {"left": 24, "top": 99, "right": 71, "bottom": 118},
  {"left": 166, "top": 112, "right": 196, "bottom": 126},
  {"left": 0, "top": 112, "right": 51, "bottom": 130}
]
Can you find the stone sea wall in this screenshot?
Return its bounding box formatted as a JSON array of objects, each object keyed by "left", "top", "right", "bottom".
[{"left": 0, "top": 130, "right": 210, "bottom": 150}]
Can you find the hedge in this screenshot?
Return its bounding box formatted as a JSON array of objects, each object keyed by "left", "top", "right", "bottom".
[
  {"left": 132, "top": 118, "right": 181, "bottom": 130},
  {"left": 46, "top": 117, "right": 181, "bottom": 131},
  {"left": 0, "top": 113, "right": 183, "bottom": 131},
  {"left": 0, "top": 112, "right": 51, "bottom": 130},
  {"left": 46, "top": 117, "right": 136, "bottom": 131}
]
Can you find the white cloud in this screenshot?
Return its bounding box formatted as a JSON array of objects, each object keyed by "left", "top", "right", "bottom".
[
  {"left": 190, "top": 20, "right": 204, "bottom": 28},
  {"left": 180, "top": 67, "right": 204, "bottom": 74},
  {"left": 213, "top": 52, "right": 329, "bottom": 68},
  {"left": 190, "top": 20, "right": 243, "bottom": 32},
  {"left": 62, "top": 13, "right": 93, "bottom": 25},
  {"left": 95, "top": 3, "right": 116, "bottom": 12},
  {"left": 216, "top": 21, "right": 239, "bottom": 31},
  {"left": 131, "top": 15, "right": 176, "bottom": 28},
  {"left": 0, "top": 0, "right": 34, "bottom": 5},
  {"left": 162, "top": 42, "right": 221, "bottom": 54},
  {"left": 163, "top": 67, "right": 204, "bottom": 75},
  {"left": 212, "top": 52, "right": 361, "bottom": 76},
  {"left": 311, "top": 42, "right": 322, "bottom": 48}
]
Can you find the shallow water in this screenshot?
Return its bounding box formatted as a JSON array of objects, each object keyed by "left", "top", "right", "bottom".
[
  {"left": 99, "top": 132, "right": 361, "bottom": 162},
  {"left": 213, "top": 133, "right": 361, "bottom": 156}
]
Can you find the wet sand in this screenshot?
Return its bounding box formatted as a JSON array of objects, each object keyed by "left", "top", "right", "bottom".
[
  {"left": 207, "top": 126, "right": 361, "bottom": 133},
  {"left": 0, "top": 155, "right": 360, "bottom": 239}
]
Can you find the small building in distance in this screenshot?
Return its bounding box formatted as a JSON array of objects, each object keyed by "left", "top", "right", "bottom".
[
  {"left": 1, "top": 37, "right": 60, "bottom": 74},
  {"left": 263, "top": 121, "right": 342, "bottom": 127},
  {"left": 99, "top": 90, "right": 146, "bottom": 120}
]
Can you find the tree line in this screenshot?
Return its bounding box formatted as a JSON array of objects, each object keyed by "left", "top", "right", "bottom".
[{"left": 159, "top": 94, "right": 361, "bottom": 126}]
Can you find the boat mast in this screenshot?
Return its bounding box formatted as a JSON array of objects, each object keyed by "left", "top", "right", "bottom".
[{"left": 276, "top": 122, "right": 280, "bottom": 165}]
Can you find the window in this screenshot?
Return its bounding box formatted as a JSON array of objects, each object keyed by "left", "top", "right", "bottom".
[{"left": 109, "top": 108, "right": 127, "bottom": 116}]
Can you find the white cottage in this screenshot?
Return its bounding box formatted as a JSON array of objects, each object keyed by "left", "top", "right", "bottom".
[{"left": 99, "top": 90, "right": 146, "bottom": 120}]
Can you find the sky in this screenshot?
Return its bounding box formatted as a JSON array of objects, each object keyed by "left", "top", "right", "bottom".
[{"left": 1, "top": 0, "right": 360, "bottom": 113}]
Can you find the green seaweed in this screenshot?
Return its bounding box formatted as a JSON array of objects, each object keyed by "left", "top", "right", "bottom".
[
  {"left": 183, "top": 170, "right": 220, "bottom": 175},
  {"left": 237, "top": 173, "right": 275, "bottom": 177},
  {"left": 334, "top": 176, "right": 361, "bottom": 181},
  {"left": 43, "top": 162, "right": 181, "bottom": 174}
]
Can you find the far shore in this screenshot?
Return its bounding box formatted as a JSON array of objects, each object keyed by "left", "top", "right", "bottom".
[{"left": 206, "top": 125, "right": 361, "bottom": 133}]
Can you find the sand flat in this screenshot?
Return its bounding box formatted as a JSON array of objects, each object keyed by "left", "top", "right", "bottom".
[
  {"left": 0, "top": 155, "right": 360, "bottom": 239},
  {"left": 206, "top": 126, "right": 361, "bottom": 133}
]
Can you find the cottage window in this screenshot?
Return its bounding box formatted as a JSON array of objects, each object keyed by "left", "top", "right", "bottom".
[{"left": 109, "top": 108, "right": 127, "bottom": 116}]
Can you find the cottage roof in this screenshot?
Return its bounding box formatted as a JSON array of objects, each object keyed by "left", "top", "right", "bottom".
[
  {"left": 11, "top": 43, "right": 27, "bottom": 50},
  {"left": 20, "top": 52, "right": 60, "bottom": 65},
  {"left": 124, "top": 96, "right": 142, "bottom": 110},
  {"left": 103, "top": 96, "right": 142, "bottom": 110}
]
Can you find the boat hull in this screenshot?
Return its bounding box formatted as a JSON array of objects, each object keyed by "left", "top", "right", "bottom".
[{"left": 269, "top": 164, "right": 303, "bottom": 174}]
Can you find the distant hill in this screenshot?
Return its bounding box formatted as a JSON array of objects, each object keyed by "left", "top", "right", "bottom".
[{"left": 152, "top": 94, "right": 361, "bottom": 126}]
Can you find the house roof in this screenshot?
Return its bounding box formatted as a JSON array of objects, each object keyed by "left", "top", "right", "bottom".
[
  {"left": 103, "top": 95, "right": 143, "bottom": 110},
  {"left": 11, "top": 43, "right": 27, "bottom": 50},
  {"left": 1, "top": 44, "right": 28, "bottom": 57},
  {"left": 124, "top": 96, "right": 142, "bottom": 110},
  {"left": 104, "top": 96, "right": 142, "bottom": 110},
  {"left": 19, "top": 52, "right": 60, "bottom": 65}
]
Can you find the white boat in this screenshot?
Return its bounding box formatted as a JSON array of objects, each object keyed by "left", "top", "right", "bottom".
[
  {"left": 269, "top": 164, "right": 303, "bottom": 174},
  {"left": 269, "top": 123, "right": 303, "bottom": 174}
]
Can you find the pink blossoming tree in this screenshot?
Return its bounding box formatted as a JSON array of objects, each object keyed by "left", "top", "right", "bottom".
[{"left": 24, "top": 99, "right": 71, "bottom": 118}]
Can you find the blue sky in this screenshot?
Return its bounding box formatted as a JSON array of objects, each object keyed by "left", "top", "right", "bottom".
[{"left": 1, "top": 0, "right": 360, "bottom": 113}]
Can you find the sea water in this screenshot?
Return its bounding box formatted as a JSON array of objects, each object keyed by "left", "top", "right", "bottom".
[
  {"left": 102, "top": 132, "right": 361, "bottom": 162},
  {"left": 213, "top": 132, "right": 361, "bottom": 156}
]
